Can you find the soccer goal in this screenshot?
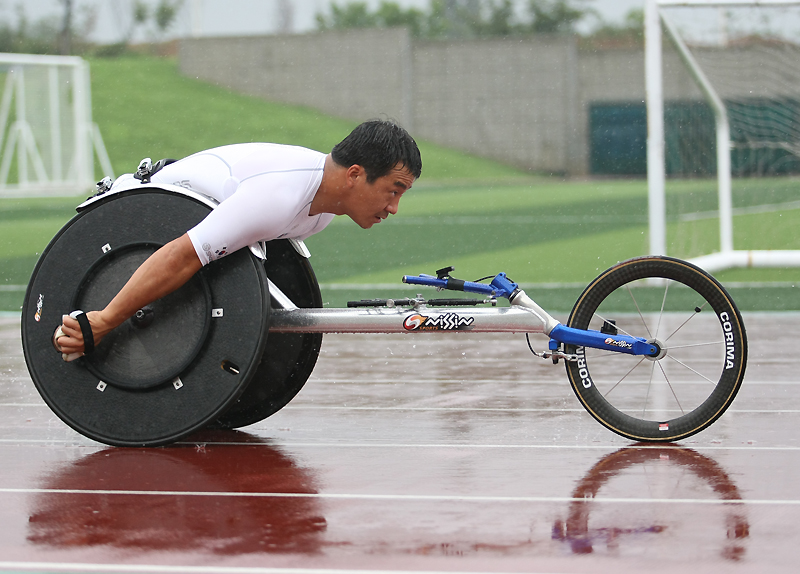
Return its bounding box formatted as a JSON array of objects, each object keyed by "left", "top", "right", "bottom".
[
  {"left": 0, "top": 53, "right": 113, "bottom": 198},
  {"left": 645, "top": 0, "right": 800, "bottom": 272}
]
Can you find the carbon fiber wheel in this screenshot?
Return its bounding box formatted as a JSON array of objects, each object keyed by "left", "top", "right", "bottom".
[
  {"left": 564, "top": 256, "right": 747, "bottom": 441},
  {"left": 22, "top": 189, "right": 270, "bottom": 447},
  {"left": 211, "top": 239, "right": 322, "bottom": 429}
]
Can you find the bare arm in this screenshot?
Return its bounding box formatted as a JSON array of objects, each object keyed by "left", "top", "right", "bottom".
[{"left": 55, "top": 234, "right": 203, "bottom": 355}]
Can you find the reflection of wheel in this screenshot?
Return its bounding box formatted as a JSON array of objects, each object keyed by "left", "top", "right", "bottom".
[
  {"left": 27, "top": 432, "right": 327, "bottom": 553},
  {"left": 22, "top": 189, "right": 270, "bottom": 447},
  {"left": 212, "top": 239, "right": 322, "bottom": 429},
  {"left": 564, "top": 256, "right": 747, "bottom": 441},
  {"left": 553, "top": 445, "right": 749, "bottom": 559}
]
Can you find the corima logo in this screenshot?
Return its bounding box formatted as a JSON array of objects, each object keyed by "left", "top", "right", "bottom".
[
  {"left": 403, "top": 313, "right": 475, "bottom": 332},
  {"left": 575, "top": 346, "right": 592, "bottom": 388},
  {"left": 719, "top": 311, "right": 736, "bottom": 369}
]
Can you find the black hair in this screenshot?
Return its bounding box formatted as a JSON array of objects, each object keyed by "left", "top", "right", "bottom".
[{"left": 331, "top": 119, "right": 422, "bottom": 182}]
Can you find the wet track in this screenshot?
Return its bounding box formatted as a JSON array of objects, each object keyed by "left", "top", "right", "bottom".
[{"left": 0, "top": 313, "right": 798, "bottom": 573}]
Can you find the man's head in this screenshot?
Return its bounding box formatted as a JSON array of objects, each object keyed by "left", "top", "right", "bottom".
[{"left": 331, "top": 120, "right": 422, "bottom": 182}]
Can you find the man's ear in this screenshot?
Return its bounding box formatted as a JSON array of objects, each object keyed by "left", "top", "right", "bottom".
[{"left": 344, "top": 164, "right": 366, "bottom": 187}]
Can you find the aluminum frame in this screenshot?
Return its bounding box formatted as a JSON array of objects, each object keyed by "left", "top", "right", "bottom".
[{"left": 267, "top": 282, "right": 558, "bottom": 336}]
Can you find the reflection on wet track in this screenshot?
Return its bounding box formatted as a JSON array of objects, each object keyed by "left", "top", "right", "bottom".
[
  {"left": 552, "top": 445, "right": 749, "bottom": 560},
  {"left": 26, "top": 437, "right": 327, "bottom": 554}
]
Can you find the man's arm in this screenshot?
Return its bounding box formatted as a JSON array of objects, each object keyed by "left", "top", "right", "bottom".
[{"left": 55, "top": 233, "right": 203, "bottom": 355}]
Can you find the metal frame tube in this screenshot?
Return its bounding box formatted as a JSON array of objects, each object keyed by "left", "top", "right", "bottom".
[
  {"left": 646, "top": 0, "right": 667, "bottom": 257},
  {"left": 659, "top": 9, "right": 733, "bottom": 254},
  {"left": 269, "top": 305, "right": 548, "bottom": 334}
]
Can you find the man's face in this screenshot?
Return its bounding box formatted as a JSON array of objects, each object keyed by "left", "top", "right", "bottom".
[{"left": 348, "top": 164, "right": 415, "bottom": 229}]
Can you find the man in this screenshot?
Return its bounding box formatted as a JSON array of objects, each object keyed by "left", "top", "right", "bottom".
[{"left": 53, "top": 119, "right": 421, "bottom": 358}]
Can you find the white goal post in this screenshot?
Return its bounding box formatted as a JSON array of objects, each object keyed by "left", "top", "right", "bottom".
[
  {"left": 645, "top": 0, "right": 800, "bottom": 272},
  {"left": 0, "top": 53, "right": 113, "bottom": 198}
]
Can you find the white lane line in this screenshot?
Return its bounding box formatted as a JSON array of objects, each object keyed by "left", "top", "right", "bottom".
[
  {"left": 680, "top": 199, "right": 800, "bottom": 222},
  {"left": 0, "top": 487, "right": 795, "bottom": 506},
  {"left": 0, "top": 563, "right": 559, "bottom": 574}
]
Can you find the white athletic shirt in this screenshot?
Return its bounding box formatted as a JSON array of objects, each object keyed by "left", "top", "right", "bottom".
[{"left": 149, "top": 143, "right": 334, "bottom": 266}]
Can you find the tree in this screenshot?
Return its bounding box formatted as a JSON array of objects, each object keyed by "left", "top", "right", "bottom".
[
  {"left": 58, "top": 0, "right": 72, "bottom": 55},
  {"left": 0, "top": 2, "right": 95, "bottom": 55},
  {"left": 316, "top": 2, "right": 377, "bottom": 30},
  {"left": 317, "top": 1, "right": 427, "bottom": 36},
  {"left": 527, "top": 0, "right": 589, "bottom": 34},
  {"left": 475, "top": 0, "right": 518, "bottom": 37},
  {"left": 126, "top": 0, "right": 182, "bottom": 43},
  {"left": 315, "top": 0, "right": 592, "bottom": 39},
  {"left": 375, "top": 1, "right": 425, "bottom": 37},
  {"left": 154, "top": 0, "right": 182, "bottom": 37},
  {"left": 581, "top": 9, "right": 644, "bottom": 49}
]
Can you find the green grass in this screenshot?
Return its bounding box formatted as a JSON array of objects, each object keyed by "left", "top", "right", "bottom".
[{"left": 2, "top": 55, "right": 800, "bottom": 313}]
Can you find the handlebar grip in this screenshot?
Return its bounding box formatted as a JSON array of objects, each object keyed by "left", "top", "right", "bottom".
[
  {"left": 402, "top": 275, "right": 497, "bottom": 295},
  {"left": 402, "top": 275, "right": 444, "bottom": 288}
]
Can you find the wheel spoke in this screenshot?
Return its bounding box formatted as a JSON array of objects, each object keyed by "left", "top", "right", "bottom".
[
  {"left": 655, "top": 280, "right": 671, "bottom": 340},
  {"left": 601, "top": 356, "right": 647, "bottom": 398},
  {"left": 667, "top": 340, "right": 723, "bottom": 350},
  {"left": 641, "top": 360, "right": 657, "bottom": 417},
  {"left": 625, "top": 284, "right": 653, "bottom": 339},
  {"left": 657, "top": 360, "right": 685, "bottom": 415},
  {"left": 663, "top": 301, "right": 709, "bottom": 345},
  {"left": 666, "top": 353, "right": 719, "bottom": 385}
]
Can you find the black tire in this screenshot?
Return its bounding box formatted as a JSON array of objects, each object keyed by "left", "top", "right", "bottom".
[
  {"left": 564, "top": 256, "right": 747, "bottom": 441},
  {"left": 212, "top": 239, "right": 322, "bottom": 429},
  {"left": 21, "top": 189, "right": 271, "bottom": 447}
]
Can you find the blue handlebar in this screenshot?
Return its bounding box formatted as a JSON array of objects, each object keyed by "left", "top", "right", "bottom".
[{"left": 402, "top": 272, "right": 519, "bottom": 299}]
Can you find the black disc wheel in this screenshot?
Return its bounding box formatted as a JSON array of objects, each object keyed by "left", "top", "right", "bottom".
[
  {"left": 212, "top": 239, "right": 322, "bottom": 429},
  {"left": 22, "top": 189, "right": 271, "bottom": 447},
  {"left": 564, "top": 256, "right": 747, "bottom": 441},
  {"left": 74, "top": 242, "right": 212, "bottom": 390}
]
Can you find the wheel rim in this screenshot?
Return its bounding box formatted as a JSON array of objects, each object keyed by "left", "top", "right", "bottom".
[{"left": 566, "top": 257, "right": 746, "bottom": 441}]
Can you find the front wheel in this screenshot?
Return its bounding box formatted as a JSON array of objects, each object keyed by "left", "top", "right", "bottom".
[{"left": 564, "top": 256, "right": 747, "bottom": 441}]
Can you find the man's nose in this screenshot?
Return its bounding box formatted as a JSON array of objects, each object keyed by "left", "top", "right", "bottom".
[{"left": 386, "top": 200, "right": 399, "bottom": 215}]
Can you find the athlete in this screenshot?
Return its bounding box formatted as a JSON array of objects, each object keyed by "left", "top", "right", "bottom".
[{"left": 52, "top": 119, "right": 421, "bottom": 359}]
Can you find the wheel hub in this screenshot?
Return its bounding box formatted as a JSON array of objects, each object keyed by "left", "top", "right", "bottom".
[{"left": 645, "top": 338, "right": 668, "bottom": 361}]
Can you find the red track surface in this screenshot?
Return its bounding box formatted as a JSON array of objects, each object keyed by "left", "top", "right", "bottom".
[{"left": 1, "top": 314, "right": 798, "bottom": 573}]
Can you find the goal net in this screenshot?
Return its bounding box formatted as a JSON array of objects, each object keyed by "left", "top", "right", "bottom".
[
  {"left": 646, "top": 0, "right": 800, "bottom": 272},
  {"left": 0, "top": 53, "right": 113, "bottom": 198}
]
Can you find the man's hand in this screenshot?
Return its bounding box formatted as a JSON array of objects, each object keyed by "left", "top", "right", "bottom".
[
  {"left": 53, "top": 311, "right": 113, "bottom": 357},
  {"left": 52, "top": 234, "right": 202, "bottom": 360}
]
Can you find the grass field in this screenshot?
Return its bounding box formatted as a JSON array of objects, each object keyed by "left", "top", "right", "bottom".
[{"left": 1, "top": 55, "right": 799, "bottom": 313}]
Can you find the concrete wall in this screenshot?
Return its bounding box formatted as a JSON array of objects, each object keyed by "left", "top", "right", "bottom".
[
  {"left": 412, "top": 37, "right": 579, "bottom": 174},
  {"left": 179, "top": 30, "right": 581, "bottom": 174},
  {"left": 180, "top": 28, "right": 414, "bottom": 128},
  {"left": 579, "top": 48, "right": 703, "bottom": 103},
  {"left": 179, "top": 30, "right": 800, "bottom": 175}
]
